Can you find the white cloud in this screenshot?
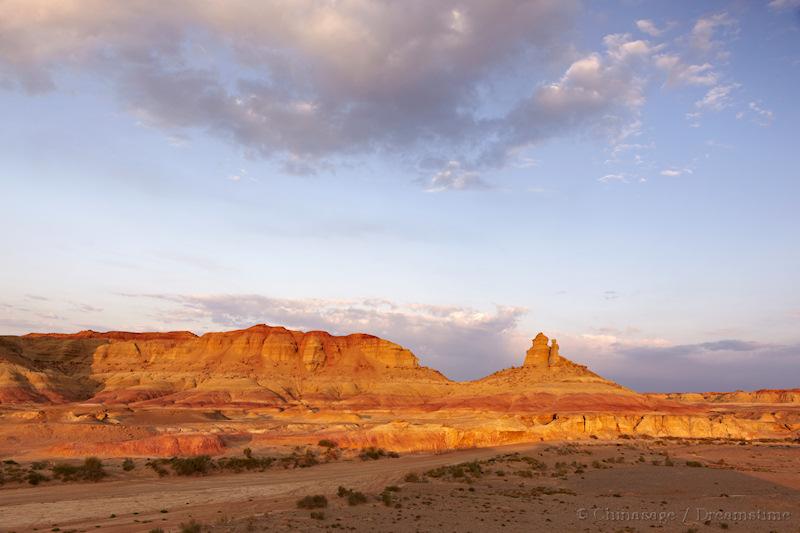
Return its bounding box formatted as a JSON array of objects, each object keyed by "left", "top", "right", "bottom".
[
  {"left": 695, "top": 83, "right": 739, "bottom": 111},
  {"left": 659, "top": 167, "right": 692, "bottom": 177},
  {"left": 635, "top": 19, "right": 663, "bottom": 37},
  {"left": 748, "top": 101, "right": 775, "bottom": 126},
  {"left": 425, "top": 160, "right": 491, "bottom": 192},
  {"left": 655, "top": 54, "right": 717, "bottom": 86},
  {"left": 0, "top": 0, "right": 581, "bottom": 177},
  {"left": 768, "top": 0, "right": 800, "bottom": 10},
  {"left": 691, "top": 12, "right": 737, "bottom": 56},
  {"left": 598, "top": 173, "right": 626, "bottom": 183},
  {"left": 502, "top": 32, "right": 655, "bottom": 160}
]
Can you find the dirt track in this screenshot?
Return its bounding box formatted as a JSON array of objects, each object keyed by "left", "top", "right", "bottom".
[
  {"left": 0, "top": 444, "right": 526, "bottom": 531},
  {"left": 2, "top": 441, "right": 799, "bottom": 532}
]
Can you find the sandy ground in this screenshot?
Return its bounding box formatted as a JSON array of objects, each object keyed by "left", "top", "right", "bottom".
[{"left": 1, "top": 441, "right": 799, "bottom": 532}]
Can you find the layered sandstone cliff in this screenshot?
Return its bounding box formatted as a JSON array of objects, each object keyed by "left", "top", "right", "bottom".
[
  {"left": 1, "top": 325, "right": 452, "bottom": 407},
  {"left": 1, "top": 325, "right": 798, "bottom": 457}
]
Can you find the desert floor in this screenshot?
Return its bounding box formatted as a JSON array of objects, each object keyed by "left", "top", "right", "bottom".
[{"left": 1, "top": 440, "right": 799, "bottom": 533}]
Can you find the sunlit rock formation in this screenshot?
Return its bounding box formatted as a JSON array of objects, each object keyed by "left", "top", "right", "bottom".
[
  {"left": 523, "top": 332, "right": 562, "bottom": 367},
  {"left": 1, "top": 324, "right": 798, "bottom": 458}
]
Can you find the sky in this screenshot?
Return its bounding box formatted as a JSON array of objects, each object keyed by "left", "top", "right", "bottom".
[{"left": 1, "top": 0, "right": 799, "bottom": 392}]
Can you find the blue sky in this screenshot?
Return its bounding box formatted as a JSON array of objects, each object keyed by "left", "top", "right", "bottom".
[{"left": 1, "top": 0, "right": 799, "bottom": 391}]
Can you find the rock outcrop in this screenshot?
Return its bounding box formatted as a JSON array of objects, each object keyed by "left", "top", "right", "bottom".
[
  {"left": 523, "top": 332, "right": 561, "bottom": 367},
  {"left": 649, "top": 389, "right": 800, "bottom": 404},
  {"left": 1, "top": 325, "right": 798, "bottom": 458}
]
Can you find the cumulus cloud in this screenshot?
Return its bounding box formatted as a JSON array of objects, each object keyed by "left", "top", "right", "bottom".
[
  {"left": 635, "top": 19, "right": 664, "bottom": 37},
  {"left": 130, "top": 293, "right": 529, "bottom": 379},
  {"left": 0, "top": 1, "right": 689, "bottom": 185},
  {"left": 0, "top": 3, "right": 768, "bottom": 187},
  {"left": 499, "top": 33, "right": 656, "bottom": 161},
  {"left": 0, "top": 0, "right": 582, "bottom": 177}
]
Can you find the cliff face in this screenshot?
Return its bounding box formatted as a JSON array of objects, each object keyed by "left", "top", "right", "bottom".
[
  {"left": 649, "top": 389, "right": 800, "bottom": 404},
  {"left": 1, "top": 325, "right": 798, "bottom": 457},
  {"left": 1, "top": 325, "right": 451, "bottom": 407}
]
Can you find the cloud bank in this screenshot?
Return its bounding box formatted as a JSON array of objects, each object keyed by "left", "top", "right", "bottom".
[{"left": 3, "top": 1, "right": 755, "bottom": 187}]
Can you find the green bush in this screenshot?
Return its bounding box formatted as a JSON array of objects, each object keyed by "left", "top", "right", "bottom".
[
  {"left": 347, "top": 491, "right": 368, "bottom": 506},
  {"left": 336, "top": 485, "right": 367, "bottom": 505},
  {"left": 359, "top": 447, "right": 386, "bottom": 460},
  {"left": 51, "top": 457, "right": 106, "bottom": 482},
  {"left": 82, "top": 457, "right": 106, "bottom": 481},
  {"left": 520, "top": 457, "right": 547, "bottom": 470},
  {"left": 318, "top": 439, "right": 338, "bottom": 448},
  {"left": 425, "top": 461, "right": 482, "bottom": 480},
  {"left": 310, "top": 511, "right": 325, "bottom": 520},
  {"left": 297, "top": 495, "right": 328, "bottom": 509},
  {"left": 403, "top": 472, "right": 421, "bottom": 482},
  {"left": 170, "top": 455, "right": 213, "bottom": 476},
  {"left": 147, "top": 460, "right": 169, "bottom": 477},
  {"left": 122, "top": 458, "right": 135, "bottom": 471},
  {"left": 27, "top": 470, "right": 48, "bottom": 485},
  {"left": 685, "top": 461, "right": 703, "bottom": 468}
]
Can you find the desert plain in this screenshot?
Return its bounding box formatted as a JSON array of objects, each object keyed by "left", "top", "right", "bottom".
[{"left": 1, "top": 325, "right": 798, "bottom": 532}]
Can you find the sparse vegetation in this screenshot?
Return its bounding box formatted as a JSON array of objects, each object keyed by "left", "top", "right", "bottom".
[
  {"left": 425, "top": 461, "right": 482, "bottom": 480},
  {"left": 122, "top": 458, "right": 135, "bottom": 471},
  {"left": 27, "top": 470, "right": 48, "bottom": 485},
  {"left": 404, "top": 472, "right": 422, "bottom": 482},
  {"left": 530, "top": 485, "right": 577, "bottom": 496},
  {"left": 347, "top": 491, "right": 368, "bottom": 505},
  {"left": 358, "top": 446, "right": 399, "bottom": 460},
  {"left": 146, "top": 460, "right": 169, "bottom": 477},
  {"left": 685, "top": 460, "right": 703, "bottom": 468},
  {"left": 336, "top": 486, "right": 368, "bottom": 505},
  {"left": 51, "top": 457, "right": 106, "bottom": 482},
  {"left": 170, "top": 455, "right": 213, "bottom": 476},
  {"left": 296, "top": 495, "right": 328, "bottom": 509},
  {"left": 318, "top": 439, "right": 338, "bottom": 448}
]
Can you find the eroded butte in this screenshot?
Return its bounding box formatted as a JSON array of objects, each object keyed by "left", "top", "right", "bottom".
[{"left": 1, "top": 325, "right": 798, "bottom": 458}]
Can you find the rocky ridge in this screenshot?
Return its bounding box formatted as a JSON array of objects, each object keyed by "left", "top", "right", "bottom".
[{"left": 1, "top": 325, "right": 798, "bottom": 457}]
